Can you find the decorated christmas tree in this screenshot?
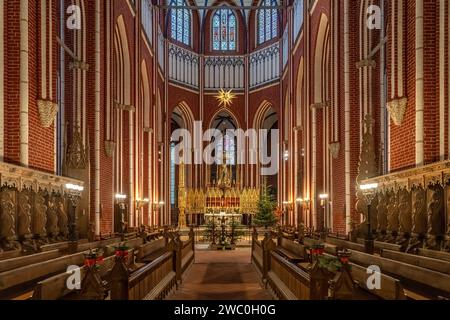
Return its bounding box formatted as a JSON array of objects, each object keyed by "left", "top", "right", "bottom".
[{"left": 253, "top": 181, "right": 278, "bottom": 228}]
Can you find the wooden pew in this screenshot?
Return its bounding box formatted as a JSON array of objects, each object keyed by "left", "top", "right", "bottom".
[
  {"left": 333, "top": 255, "right": 406, "bottom": 300},
  {"left": 110, "top": 252, "right": 177, "bottom": 300},
  {"left": 136, "top": 238, "right": 166, "bottom": 263},
  {"left": 356, "top": 238, "right": 402, "bottom": 253},
  {"left": 417, "top": 248, "right": 450, "bottom": 262},
  {"left": 0, "top": 250, "right": 22, "bottom": 261},
  {"left": 325, "top": 237, "right": 366, "bottom": 252},
  {"left": 381, "top": 250, "right": 450, "bottom": 275},
  {"left": 348, "top": 249, "right": 450, "bottom": 294},
  {"left": 180, "top": 236, "right": 194, "bottom": 275},
  {"left": 252, "top": 239, "right": 264, "bottom": 277},
  {"left": 0, "top": 250, "right": 61, "bottom": 273},
  {"left": 0, "top": 252, "right": 85, "bottom": 293},
  {"left": 32, "top": 249, "right": 134, "bottom": 300},
  {"left": 275, "top": 237, "right": 305, "bottom": 263},
  {"left": 266, "top": 251, "right": 311, "bottom": 300}
]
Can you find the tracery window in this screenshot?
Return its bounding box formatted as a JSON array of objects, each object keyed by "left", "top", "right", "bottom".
[
  {"left": 170, "top": 0, "right": 191, "bottom": 46},
  {"left": 212, "top": 7, "right": 237, "bottom": 51},
  {"left": 257, "top": 0, "right": 278, "bottom": 45}
]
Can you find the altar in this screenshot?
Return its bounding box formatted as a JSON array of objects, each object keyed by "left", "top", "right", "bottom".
[{"left": 177, "top": 154, "right": 259, "bottom": 227}]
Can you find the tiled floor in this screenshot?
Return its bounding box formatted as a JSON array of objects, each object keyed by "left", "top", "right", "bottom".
[{"left": 169, "top": 248, "right": 273, "bottom": 300}]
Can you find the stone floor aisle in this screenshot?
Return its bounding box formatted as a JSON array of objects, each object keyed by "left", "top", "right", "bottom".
[{"left": 169, "top": 248, "right": 273, "bottom": 300}]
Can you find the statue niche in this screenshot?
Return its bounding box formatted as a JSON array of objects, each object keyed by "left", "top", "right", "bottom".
[
  {"left": 397, "top": 188, "right": 412, "bottom": 247},
  {"left": 425, "top": 184, "right": 445, "bottom": 250},
  {"left": 406, "top": 186, "right": 427, "bottom": 252},
  {"left": 386, "top": 190, "right": 399, "bottom": 243},
  {"left": 376, "top": 191, "right": 388, "bottom": 241}
]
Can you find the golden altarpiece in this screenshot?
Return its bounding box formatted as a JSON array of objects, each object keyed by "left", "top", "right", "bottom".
[{"left": 177, "top": 155, "right": 259, "bottom": 227}]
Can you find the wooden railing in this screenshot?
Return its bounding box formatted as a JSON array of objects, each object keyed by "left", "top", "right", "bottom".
[
  {"left": 110, "top": 228, "right": 195, "bottom": 300},
  {"left": 267, "top": 251, "right": 311, "bottom": 300},
  {"left": 127, "top": 252, "right": 177, "bottom": 300}
]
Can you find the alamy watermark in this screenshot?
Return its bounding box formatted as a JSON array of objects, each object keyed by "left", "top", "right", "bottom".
[{"left": 171, "top": 121, "right": 280, "bottom": 176}]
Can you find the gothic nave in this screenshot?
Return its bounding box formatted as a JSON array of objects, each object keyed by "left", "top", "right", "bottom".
[{"left": 0, "top": 0, "right": 450, "bottom": 304}]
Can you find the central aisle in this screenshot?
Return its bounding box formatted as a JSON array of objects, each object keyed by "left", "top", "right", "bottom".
[{"left": 169, "top": 248, "right": 273, "bottom": 300}]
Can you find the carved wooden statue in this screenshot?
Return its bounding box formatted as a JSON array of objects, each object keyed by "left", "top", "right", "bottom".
[
  {"left": 376, "top": 192, "right": 388, "bottom": 240},
  {"left": 56, "top": 197, "right": 69, "bottom": 241},
  {"left": 0, "top": 188, "right": 19, "bottom": 251},
  {"left": 386, "top": 190, "right": 399, "bottom": 243},
  {"left": 426, "top": 185, "right": 445, "bottom": 250},
  {"left": 17, "top": 190, "right": 36, "bottom": 253},
  {"left": 46, "top": 196, "right": 60, "bottom": 241},
  {"left": 33, "top": 192, "right": 48, "bottom": 243},
  {"left": 17, "top": 191, "right": 32, "bottom": 239},
  {"left": 397, "top": 188, "right": 412, "bottom": 246},
  {"left": 404, "top": 186, "right": 427, "bottom": 252}
]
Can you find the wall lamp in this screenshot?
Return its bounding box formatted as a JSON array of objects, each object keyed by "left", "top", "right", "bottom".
[
  {"left": 153, "top": 201, "right": 165, "bottom": 210},
  {"left": 65, "top": 183, "right": 84, "bottom": 192},
  {"left": 136, "top": 198, "right": 150, "bottom": 209},
  {"left": 319, "top": 193, "right": 329, "bottom": 207},
  {"left": 115, "top": 194, "right": 127, "bottom": 202}
]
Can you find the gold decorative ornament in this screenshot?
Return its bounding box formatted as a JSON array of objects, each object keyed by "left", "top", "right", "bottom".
[
  {"left": 215, "top": 89, "right": 236, "bottom": 108},
  {"left": 387, "top": 97, "right": 408, "bottom": 126},
  {"left": 37, "top": 100, "right": 59, "bottom": 128}
]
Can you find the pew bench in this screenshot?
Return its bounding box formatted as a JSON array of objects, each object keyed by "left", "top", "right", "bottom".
[
  {"left": 348, "top": 249, "right": 450, "bottom": 296},
  {"left": 32, "top": 249, "right": 134, "bottom": 300},
  {"left": 275, "top": 238, "right": 305, "bottom": 263},
  {"left": 356, "top": 238, "right": 402, "bottom": 253},
  {"left": 117, "top": 252, "right": 177, "bottom": 300},
  {"left": 0, "top": 250, "right": 61, "bottom": 273},
  {"left": 266, "top": 251, "right": 311, "bottom": 300},
  {"left": 381, "top": 250, "right": 450, "bottom": 275},
  {"left": 417, "top": 248, "right": 450, "bottom": 262},
  {"left": 136, "top": 238, "right": 166, "bottom": 264}
]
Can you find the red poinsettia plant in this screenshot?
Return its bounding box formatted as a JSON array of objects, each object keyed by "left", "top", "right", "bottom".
[{"left": 84, "top": 249, "right": 104, "bottom": 269}]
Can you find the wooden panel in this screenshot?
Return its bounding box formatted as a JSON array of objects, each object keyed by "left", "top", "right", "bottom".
[
  {"left": 0, "top": 252, "right": 84, "bottom": 291},
  {"left": 418, "top": 248, "right": 450, "bottom": 262},
  {"left": 349, "top": 250, "right": 450, "bottom": 293},
  {"left": 0, "top": 250, "right": 60, "bottom": 273},
  {"left": 382, "top": 250, "right": 450, "bottom": 275}
]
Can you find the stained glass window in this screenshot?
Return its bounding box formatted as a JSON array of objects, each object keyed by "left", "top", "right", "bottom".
[
  {"left": 216, "top": 132, "right": 236, "bottom": 165},
  {"left": 258, "top": 0, "right": 279, "bottom": 45},
  {"left": 170, "top": 0, "right": 191, "bottom": 46},
  {"left": 212, "top": 7, "right": 237, "bottom": 51}
]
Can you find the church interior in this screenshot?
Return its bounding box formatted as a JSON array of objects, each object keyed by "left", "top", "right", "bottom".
[{"left": 0, "top": 0, "right": 450, "bottom": 302}]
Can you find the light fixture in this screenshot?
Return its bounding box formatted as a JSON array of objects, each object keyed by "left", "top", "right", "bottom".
[
  {"left": 65, "top": 183, "right": 84, "bottom": 192},
  {"left": 215, "top": 88, "right": 236, "bottom": 108},
  {"left": 319, "top": 194, "right": 329, "bottom": 208},
  {"left": 283, "top": 150, "right": 290, "bottom": 161},
  {"left": 115, "top": 194, "right": 127, "bottom": 200},
  {"left": 360, "top": 183, "right": 379, "bottom": 192},
  {"left": 296, "top": 198, "right": 304, "bottom": 203},
  {"left": 136, "top": 198, "right": 150, "bottom": 209}
]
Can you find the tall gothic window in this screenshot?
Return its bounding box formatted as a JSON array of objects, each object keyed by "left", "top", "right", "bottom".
[
  {"left": 257, "top": 0, "right": 278, "bottom": 45},
  {"left": 170, "top": 0, "right": 191, "bottom": 46},
  {"left": 212, "top": 7, "right": 237, "bottom": 51}
]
